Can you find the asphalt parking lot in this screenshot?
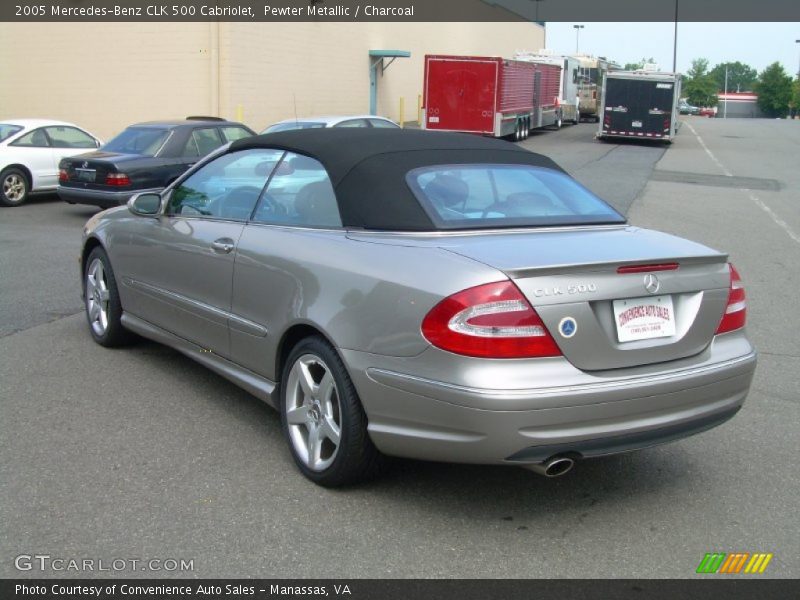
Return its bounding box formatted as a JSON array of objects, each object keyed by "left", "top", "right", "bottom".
[{"left": 1, "top": 118, "right": 798, "bottom": 578}]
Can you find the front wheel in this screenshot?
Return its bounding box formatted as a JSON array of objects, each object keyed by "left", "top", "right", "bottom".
[
  {"left": 84, "top": 247, "right": 133, "bottom": 347},
  {"left": 280, "top": 336, "right": 384, "bottom": 486},
  {"left": 0, "top": 167, "right": 29, "bottom": 207}
]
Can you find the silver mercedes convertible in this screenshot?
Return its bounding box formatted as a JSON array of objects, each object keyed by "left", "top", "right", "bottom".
[{"left": 80, "top": 128, "right": 756, "bottom": 486}]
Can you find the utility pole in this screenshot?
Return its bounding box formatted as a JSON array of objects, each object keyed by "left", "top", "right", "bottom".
[
  {"left": 573, "top": 25, "right": 584, "bottom": 54},
  {"left": 796, "top": 40, "right": 800, "bottom": 79},
  {"left": 672, "top": 0, "right": 679, "bottom": 72},
  {"left": 723, "top": 65, "right": 728, "bottom": 119}
]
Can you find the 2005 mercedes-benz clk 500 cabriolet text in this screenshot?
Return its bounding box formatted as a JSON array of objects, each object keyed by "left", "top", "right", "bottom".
[{"left": 80, "top": 128, "right": 756, "bottom": 486}]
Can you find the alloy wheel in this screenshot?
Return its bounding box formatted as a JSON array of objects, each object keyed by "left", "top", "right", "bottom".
[
  {"left": 284, "top": 354, "right": 342, "bottom": 472},
  {"left": 86, "top": 258, "right": 110, "bottom": 336},
  {"left": 3, "top": 173, "right": 26, "bottom": 203}
]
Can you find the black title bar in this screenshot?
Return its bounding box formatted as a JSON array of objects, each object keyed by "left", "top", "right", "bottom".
[
  {"left": 3, "top": 0, "right": 800, "bottom": 22},
  {"left": 3, "top": 579, "right": 800, "bottom": 600}
]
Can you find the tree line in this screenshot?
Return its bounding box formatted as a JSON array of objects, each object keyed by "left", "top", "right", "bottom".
[{"left": 624, "top": 57, "right": 800, "bottom": 118}]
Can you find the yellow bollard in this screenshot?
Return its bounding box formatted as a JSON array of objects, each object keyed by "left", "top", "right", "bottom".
[
  {"left": 235, "top": 104, "right": 244, "bottom": 123},
  {"left": 399, "top": 97, "right": 405, "bottom": 128}
]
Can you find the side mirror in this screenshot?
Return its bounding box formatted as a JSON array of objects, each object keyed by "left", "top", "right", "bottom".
[{"left": 128, "top": 192, "right": 162, "bottom": 216}]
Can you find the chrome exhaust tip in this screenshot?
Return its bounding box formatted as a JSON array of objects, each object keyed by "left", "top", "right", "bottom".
[{"left": 524, "top": 456, "right": 575, "bottom": 478}]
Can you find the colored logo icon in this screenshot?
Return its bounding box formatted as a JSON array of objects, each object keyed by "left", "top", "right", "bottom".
[{"left": 696, "top": 552, "right": 773, "bottom": 574}]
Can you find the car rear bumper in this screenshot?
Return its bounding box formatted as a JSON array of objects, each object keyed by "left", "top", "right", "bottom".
[
  {"left": 342, "top": 333, "right": 756, "bottom": 466},
  {"left": 58, "top": 186, "right": 160, "bottom": 208}
]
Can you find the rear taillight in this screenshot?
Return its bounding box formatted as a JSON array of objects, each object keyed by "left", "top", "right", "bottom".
[
  {"left": 58, "top": 169, "right": 69, "bottom": 182},
  {"left": 105, "top": 173, "right": 131, "bottom": 186},
  {"left": 715, "top": 264, "right": 746, "bottom": 334},
  {"left": 421, "top": 281, "right": 561, "bottom": 358}
]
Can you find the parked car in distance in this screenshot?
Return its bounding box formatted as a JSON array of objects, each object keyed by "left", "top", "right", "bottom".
[
  {"left": 80, "top": 128, "right": 756, "bottom": 487},
  {"left": 261, "top": 115, "right": 399, "bottom": 134},
  {"left": 0, "top": 119, "right": 101, "bottom": 207},
  {"left": 678, "top": 100, "right": 700, "bottom": 115},
  {"left": 699, "top": 106, "right": 717, "bottom": 118},
  {"left": 59, "top": 117, "right": 255, "bottom": 208}
]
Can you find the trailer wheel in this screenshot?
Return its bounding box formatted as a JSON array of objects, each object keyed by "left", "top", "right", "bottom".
[
  {"left": 552, "top": 113, "right": 562, "bottom": 130},
  {"left": 523, "top": 118, "right": 530, "bottom": 139},
  {"left": 514, "top": 120, "right": 522, "bottom": 142}
]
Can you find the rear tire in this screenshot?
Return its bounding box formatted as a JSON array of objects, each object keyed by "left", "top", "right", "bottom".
[
  {"left": 280, "top": 336, "right": 385, "bottom": 487},
  {"left": 0, "top": 167, "right": 29, "bottom": 207},
  {"left": 84, "top": 247, "right": 133, "bottom": 347}
]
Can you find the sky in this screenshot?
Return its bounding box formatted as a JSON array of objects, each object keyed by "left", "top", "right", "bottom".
[{"left": 543, "top": 22, "right": 800, "bottom": 77}]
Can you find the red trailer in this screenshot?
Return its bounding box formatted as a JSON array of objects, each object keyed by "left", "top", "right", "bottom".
[{"left": 423, "top": 54, "right": 563, "bottom": 140}]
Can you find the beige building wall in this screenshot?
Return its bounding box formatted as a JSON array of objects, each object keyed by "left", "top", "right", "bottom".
[
  {"left": 0, "top": 23, "right": 214, "bottom": 140},
  {"left": 0, "top": 21, "right": 544, "bottom": 138}
]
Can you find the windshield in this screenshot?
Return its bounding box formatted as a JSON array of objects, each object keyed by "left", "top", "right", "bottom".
[
  {"left": 407, "top": 164, "right": 625, "bottom": 229},
  {"left": 262, "top": 122, "right": 327, "bottom": 134},
  {"left": 102, "top": 127, "right": 170, "bottom": 156},
  {"left": 0, "top": 124, "right": 24, "bottom": 143}
]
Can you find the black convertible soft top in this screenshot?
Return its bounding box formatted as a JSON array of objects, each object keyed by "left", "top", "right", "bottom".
[{"left": 230, "top": 128, "right": 566, "bottom": 230}]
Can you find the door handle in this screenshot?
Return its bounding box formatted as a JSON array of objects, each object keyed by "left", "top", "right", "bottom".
[{"left": 211, "top": 238, "right": 235, "bottom": 254}]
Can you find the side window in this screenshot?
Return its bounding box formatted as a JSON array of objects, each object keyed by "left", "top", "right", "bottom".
[
  {"left": 253, "top": 152, "right": 341, "bottom": 228},
  {"left": 333, "top": 119, "right": 369, "bottom": 128},
  {"left": 220, "top": 126, "right": 252, "bottom": 142},
  {"left": 166, "top": 149, "right": 285, "bottom": 221},
  {"left": 368, "top": 118, "right": 399, "bottom": 129},
  {"left": 181, "top": 136, "right": 200, "bottom": 158},
  {"left": 191, "top": 128, "right": 223, "bottom": 156},
  {"left": 11, "top": 128, "right": 50, "bottom": 147},
  {"left": 45, "top": 126, "right": 97, "bottom": 149}
]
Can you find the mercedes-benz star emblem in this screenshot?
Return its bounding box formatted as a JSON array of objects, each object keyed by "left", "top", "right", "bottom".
[
  {"left": 643, "top": 273, "right": 661, "bottom": 294},
  {"left": 558, "top": 317, "right": 578, "bottom": 338},
  {"left": 82, "top": 161, "right": 89, "bottom": 169}
]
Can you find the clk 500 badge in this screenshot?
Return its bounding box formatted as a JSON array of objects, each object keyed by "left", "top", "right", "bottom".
[{"left": 533, "top": 283, "right": 598, "bottom": 297}]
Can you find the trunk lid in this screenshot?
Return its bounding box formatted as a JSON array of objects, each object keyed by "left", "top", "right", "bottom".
[
  {"left": 437, "top": 226, "right": 729, "bottom": 370},
  {"left": 60, "top": 151, "right": 141, "bottom": 188}
]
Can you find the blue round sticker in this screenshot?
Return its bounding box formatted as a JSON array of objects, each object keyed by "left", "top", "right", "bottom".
[{"left": 559, "top": 317, "right": 577, "bottom": 338}]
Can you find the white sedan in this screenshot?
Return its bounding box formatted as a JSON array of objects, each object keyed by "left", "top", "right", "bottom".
[
  {"left": 1, "top": 119, "right": 101, "bottom": 207},
  {"left": 261, "top": 115, "right": 399, "bottom": 134}
]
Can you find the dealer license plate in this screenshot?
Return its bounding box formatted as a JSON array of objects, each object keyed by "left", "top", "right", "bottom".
[{"left": 613, "top": 295, "right": 676, "bottom": 342}]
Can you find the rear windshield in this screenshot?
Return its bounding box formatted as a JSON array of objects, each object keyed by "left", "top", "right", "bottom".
[
  {"left": 406, "top": 164, "right": 624, "bottom": 229},
  {"left": 0, "top": 124, "right": 23, "bottom": 143},
  {"left": 102, "top": 127, "right": 170, "bottom": 156},
  {"left": 263, "top": 122, "right": 327, "bottom": 134}
]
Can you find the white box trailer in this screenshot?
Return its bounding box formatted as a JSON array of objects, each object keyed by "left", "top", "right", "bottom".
[
  {"left": 515, "top": 51, "right": 580, "bottom": 126},
  {"left": 597, "top": 71, "right": 682, "bottom": 143}
]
